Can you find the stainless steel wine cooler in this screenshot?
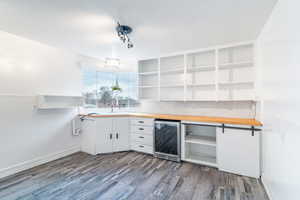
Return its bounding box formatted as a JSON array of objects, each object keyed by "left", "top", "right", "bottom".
[{"left": 154, "top": 119, "right": 181, "bottom": 162}]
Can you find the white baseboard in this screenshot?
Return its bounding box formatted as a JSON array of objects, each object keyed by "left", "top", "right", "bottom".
[
  {"left": 261, "top": 175, "right": 273, "bottom": 200},
  {"left": 0, "top": 146, "right": 81, "bottom": 179}
]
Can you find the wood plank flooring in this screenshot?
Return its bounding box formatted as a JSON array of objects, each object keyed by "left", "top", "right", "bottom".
[{"left": 0, "top": 152, "right": 269, "bottom": 200}]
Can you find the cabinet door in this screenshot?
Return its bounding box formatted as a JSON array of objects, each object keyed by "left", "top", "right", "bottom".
[
  {"left": 113, "top": 117, "right": 130, "bottom": 152},
  {"left": 81, "top": 118, "right": 97, "bottom": 155},
  {"left": 217, "top": 127, "right": 260, "bottom": 178},
  {"left": 96, "top": 118, "right": 113, "bottom": 154}
]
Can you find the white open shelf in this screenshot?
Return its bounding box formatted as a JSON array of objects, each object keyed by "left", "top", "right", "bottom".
[
  {"left": 139, "top": 71, "right": 158, "bottom": 75},
  {"left": 184, "top": 153, "right": 217, "bottom": 167},
  {"left": 138, "top": 41, "right": 256, "bottom": 102},
  {"left": 36, "top": 95, "right": 83, "bottom": 109},
  {"left": 138, "top": 59, "right": 159, "bottom": 73},
  {"left": 160, "top": 67, "right": 184, "bottom": 74},
  {"left": 219, "top": 61, "right": 253, "bottom": 69},
  {"left": 187, "top": 65, "right": 215, "bottom": 72},
  {"left": 139, "top": 85, "right": 158, "bottom": 88},
  {"left": 187, "top": 83, "right": 216, "bottom": 87},
  {"left": 160, "top": 84, "right": 184, "bottom": 88},
  {"left": 138, "top": 59, "right": 159, "bottom": 100},
  {"left": 218, "top": 44, "right": 253, "bottom": 64},
  {"left": 218, "top": 81, "right": 254, "bottom": 86},
  {"left": 160, "top": 87, "right": 184, "bottom": 100},
  {"left": 182, "top": 123, "right": 217, "bottom": 167},
  {"left": 184, "top": 99, "right": 217, "bottom": 102},
  {"left": 160, "top": 98, "right": 184, "bottom": 101},
  {"left": 185, "top": 135, "right": 216, "bottom": 146}
]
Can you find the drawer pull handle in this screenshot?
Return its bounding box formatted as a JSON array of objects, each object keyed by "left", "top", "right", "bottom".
[
  {"left": 139, "top": 128, "right": 144, "bottom": 130},
  {"left": 139, "top": 145, "right": 144, "bottom": 148},
  {"left": 138, "top": 121, "right": 144, "bottom": 123},
  {"left": 110, "top": 133, "right": 112, "bottom": 140},
  {"left": 139, "top": 136, "right": 144, "bottom": 139}
]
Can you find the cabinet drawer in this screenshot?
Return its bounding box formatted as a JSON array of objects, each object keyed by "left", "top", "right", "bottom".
[
  {"left": 131, "top": 125, "right": 153, "bottom": 135},
  {"left": 131, "top": 133, "right": 153, "bottom": 146},
  {"left": 131, "top": 143, "right": 153, "bottom": 154},
  {"left": 131, "top": 118, "right": 154, "bottom": 126}
]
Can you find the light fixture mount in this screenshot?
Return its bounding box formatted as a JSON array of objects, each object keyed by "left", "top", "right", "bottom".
[
  {"left": 116, "top": 22, "right": 133, "bottom": 48},
  {"left": 116, "top": 24, "right": 132, "bottom": 34}
]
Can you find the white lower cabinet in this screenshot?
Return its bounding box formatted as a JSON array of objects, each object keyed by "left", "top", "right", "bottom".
[
  {"left": 130, "top": 118, "right": 154, "bottom": 154},
  {"left": 217, "top": 127, "right": 260, "bottom": 178},
  {"left": 95, "top": 118, "right": 113, "bottom": 154},
  {"left": 131, "top": 133, "right": 153, "bottom": 146},
  {"left": 112, "top": 118, "right": 130, "bottom": 152},
  {"left": 81, "top": 117, "right": 130, "bottom": 155},
  {"left": 81, "top": 116, "right": 261, "bottom": 178},
  {"left": 81, "top": 117, "right": 97, "bottom": 155}
]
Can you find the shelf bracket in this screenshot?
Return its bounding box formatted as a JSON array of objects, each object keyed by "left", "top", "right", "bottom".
[
  {"left": 251, "top": 126, "right": 255, "bottom": 136},
  {"left": 222, "top": 124, "right": 225, "bottom": 133}
]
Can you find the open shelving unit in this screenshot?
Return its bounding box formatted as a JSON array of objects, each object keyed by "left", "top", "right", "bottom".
[
  {"left": 185, "top": 135, "right": 216, "bottom": 146},
  {"left": 138, "top": 41, "right": 256, "bottom": 102},
  {"left": 218, "top": 43, "right": 255, "bottom": 101},
  {"left": 181, "top": 123, "right": 217, "bottom": 167},
  {"left": 160, "top": 55, "right": 185, "bottom": 101},
  {"left": 138, "top": 59, "right": 159, "bottom": 100},
  {"left": 186, "top": 50, "right": 217, "bottom": 101}
]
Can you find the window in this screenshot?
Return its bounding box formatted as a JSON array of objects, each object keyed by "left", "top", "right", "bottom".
[{"left": 82, "top": 68, "right": 139, "bottom": 112}]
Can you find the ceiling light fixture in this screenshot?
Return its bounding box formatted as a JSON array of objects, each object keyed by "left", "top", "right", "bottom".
[
  {"left": 105, "top": 58, "right": 120, "bottom": 67},
  {"left": 116, "top": 22, "right": 133, "bottom": 48}
]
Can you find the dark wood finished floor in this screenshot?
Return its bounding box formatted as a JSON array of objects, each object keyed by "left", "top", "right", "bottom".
[{"left": 0, "top": 152, "right": 268, "bottom": 200}]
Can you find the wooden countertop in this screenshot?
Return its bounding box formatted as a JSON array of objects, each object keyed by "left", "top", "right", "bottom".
[{"left": 80, "top": 113, "right": 262, "bottom": 126}]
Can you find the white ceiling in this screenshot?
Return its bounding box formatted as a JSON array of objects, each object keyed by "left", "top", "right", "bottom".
[{"left": 0, "top": 0, "right": 277, "bottom": 61}]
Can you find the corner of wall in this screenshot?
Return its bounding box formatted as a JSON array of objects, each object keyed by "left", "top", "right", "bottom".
[{"left": 261, "top": 174, "right": 273, "bottom": 200}]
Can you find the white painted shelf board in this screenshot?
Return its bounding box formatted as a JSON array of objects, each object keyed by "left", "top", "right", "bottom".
[
  {"left": 219, "top": 61, "right": 253, "bottom": 69},
  {"left": 185, "top": 99, "right": 217, "bottom": 102},
  {"left": 184, "top": 154, "right": 217, "bottom": 167},
  {"left": 187, "top": 83, "right": 216, "bottom": 87},
  {"left": 37, "top": 106, "right": 79, "bottom": 109},
  {"left": 39, "top": 94, "right": 83, "bottom": 98},
  {"left": 139, "top": 98, "right": 158, "bottom": 101},
  {"left": 187, "top": 65, "right": 215, "bottom": 72},
  {"left": 185, "top": 135, "right": 216, "bottom": 146},
  {"left": 160, "top": 64, "right": 184, "bottom": 69},
  {"left": 160, "top": 98, "right": 184, "bottom": 101},
  {"left": 139, "top": 85, "right": 158, "bottom": 88},
  {"left": 218, "top": 81, "right": 254, "bottom": 86},
  {"left": 36, "top": 95, "right": 83, "bottom": 109},
  {"left": 139, "top": 71, "right": 158, "bottom": 75},
  {"left": 160, "top": 84, "right": 184, "bottom": 88},
  {"left": 218, "top": 42, "right": 253, "bottom": 50},
  {"left": 217, "top": 99, "right": 255, "bottom": 102},
  {"left": 160, "top": 68, "right": 184, "bottom": 74}
]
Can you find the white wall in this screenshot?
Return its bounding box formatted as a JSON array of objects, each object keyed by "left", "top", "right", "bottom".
[
  {"left": 137, "top": 101, "right": 256, "bottom": 118},
  {"left": 0, "top": 31, "right": 82, "bottom": 178},
  {"left": 257, "top": 0, "right": 300, "bottom": 199}
]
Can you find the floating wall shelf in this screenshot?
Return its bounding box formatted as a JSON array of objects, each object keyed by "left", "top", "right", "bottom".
[{"left": 36, "top": 94, "right": 83, "bottom": 109}]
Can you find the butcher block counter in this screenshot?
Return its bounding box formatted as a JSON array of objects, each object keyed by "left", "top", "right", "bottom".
[{"left": 80, "top": 113, "right": 262, "bottom": 126}]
